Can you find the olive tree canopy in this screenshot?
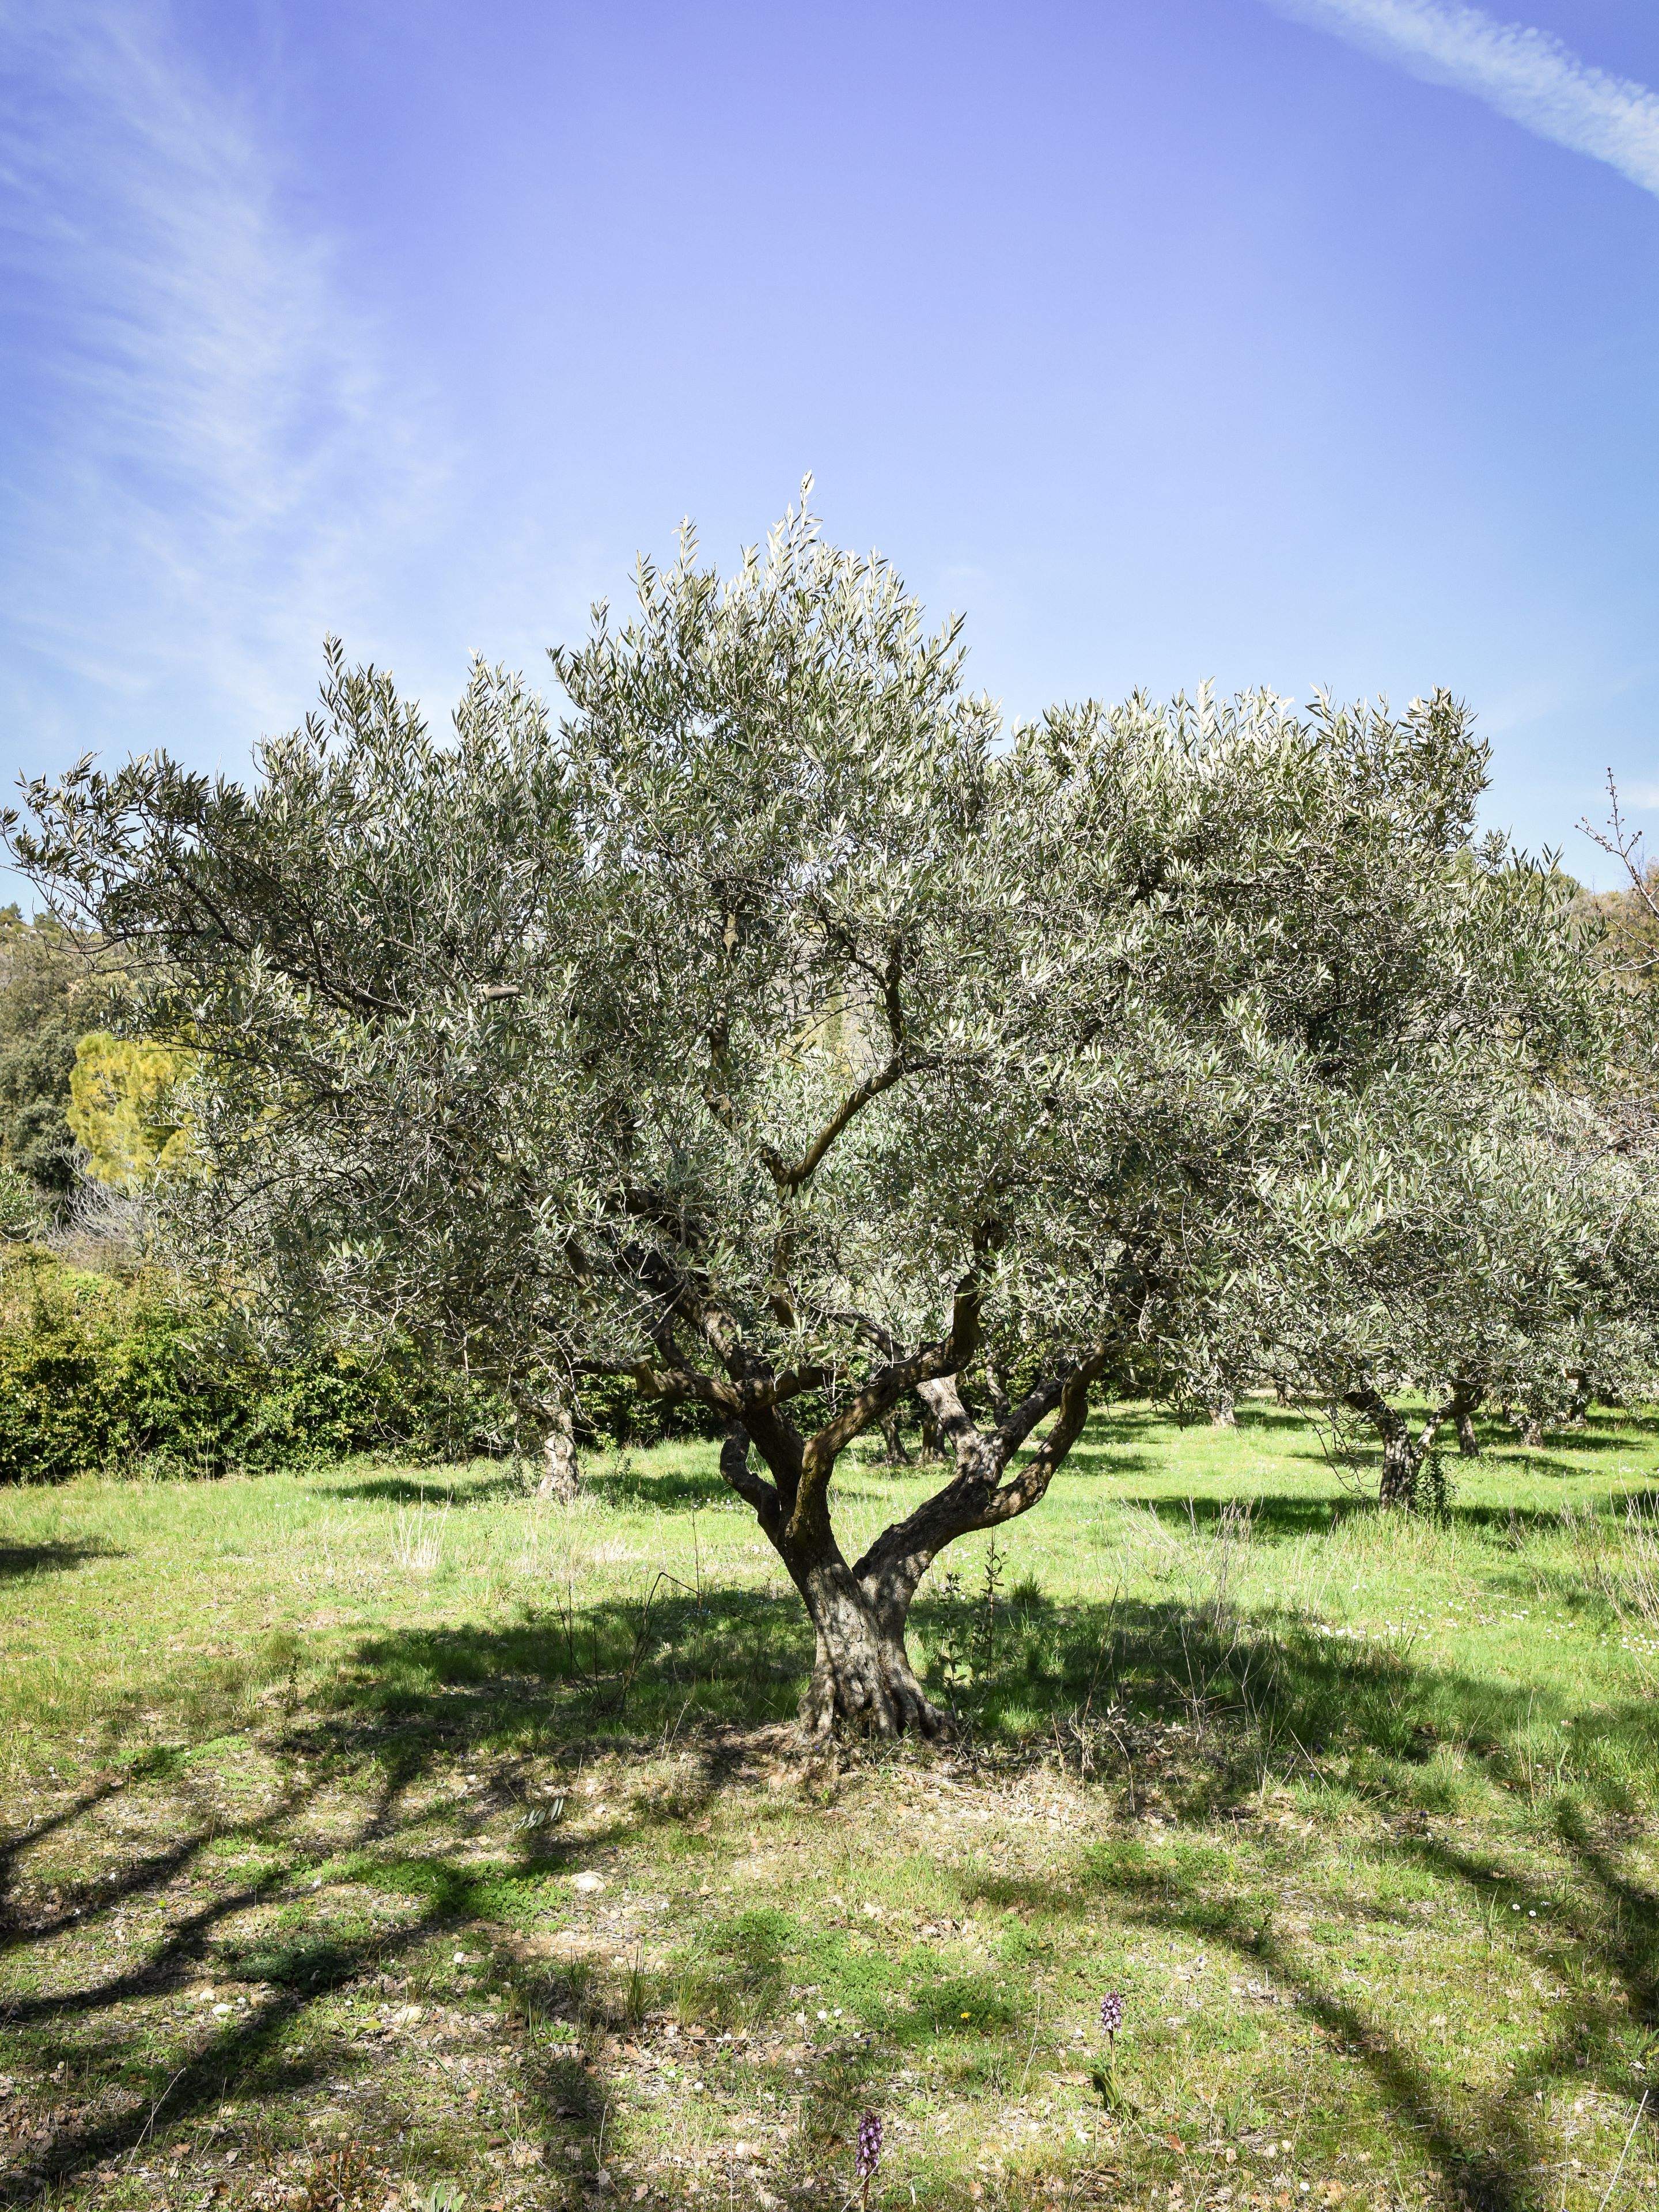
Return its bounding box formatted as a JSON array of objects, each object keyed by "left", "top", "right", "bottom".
[{"left": 8, "top": 499, "right": 1615, "bottom": 1732}]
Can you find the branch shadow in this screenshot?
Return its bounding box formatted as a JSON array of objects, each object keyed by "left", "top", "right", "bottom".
[
  {"left": 0, "top": 1725, "right": 634, "bottom": 2203},
  {"left": 939, "top": 1595, "right": 1659, "bottom": 2212},
  {"left": 9, "top": 1527, "right": 1659, "bottom": 2207},
  {"left": 579, "top": 1463, "right": 734, "bottom": 1510},
  {"left": 311, "top": 1469, "right": 526, "bottom": 1508},
  {"left": 1111, "top": 1494, "right": 1344, "bottom": 1540}
]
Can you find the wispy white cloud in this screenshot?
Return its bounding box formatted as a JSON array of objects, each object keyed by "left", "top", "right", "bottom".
[
  {"left": 0, "top": 2, "right": 452, "bottom": 755},
  {"left": 1267, "top": 0, "right": 1659, "bottom": 197}
]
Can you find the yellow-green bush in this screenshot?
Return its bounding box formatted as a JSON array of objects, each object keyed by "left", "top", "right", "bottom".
[{"left": 66, "top": 1032, "right": 195, "bottom": 1187}]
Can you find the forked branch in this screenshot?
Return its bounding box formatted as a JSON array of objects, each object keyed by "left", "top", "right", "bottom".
[{"left": 755, "top": 1051, "right": 925, "bottom": 1193}]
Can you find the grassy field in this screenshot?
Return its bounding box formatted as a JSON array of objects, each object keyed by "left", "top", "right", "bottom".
[{"left": 5, "top": 1405, "right": 1659, "bottom": 2212}]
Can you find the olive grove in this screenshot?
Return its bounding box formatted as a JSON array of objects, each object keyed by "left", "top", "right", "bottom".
[{"left": 9, "top": 500, "right": 1643, "bottom": 1732}]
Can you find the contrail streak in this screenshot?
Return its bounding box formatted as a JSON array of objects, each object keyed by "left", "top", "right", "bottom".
[{"left": 1268, "top": 0, "right": 1659, "bottom": 197}]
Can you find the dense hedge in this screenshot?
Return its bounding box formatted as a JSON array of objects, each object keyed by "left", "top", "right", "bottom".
[
  {"left": 0, "top": 1248, "right": 506, "bottom": 1481},
  {"left": 573, "top": 1370, "right": 726, "bottom": 1450}
]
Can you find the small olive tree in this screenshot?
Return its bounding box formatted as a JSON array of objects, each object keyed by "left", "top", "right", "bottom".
[{"left": 9, "top": 499, "right": 1605, "bottom": 1724}]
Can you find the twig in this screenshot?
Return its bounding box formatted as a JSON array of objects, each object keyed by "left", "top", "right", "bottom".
[
  {"left": 612, "top": 1569, "right": 698, "bottom": 1717},
  {"left": 1018, "top": 1986, "right": 1045, "bottom": 2097},
  {"left": 1596, "top": 2090, "right": 1649, "bottom": 2212},
  {"left": 127, "top": 2065, "right": 187, "bottom": 2163},
  {"left": 1286, "top": 1726, "right": 1328, "bottom": 1782}
]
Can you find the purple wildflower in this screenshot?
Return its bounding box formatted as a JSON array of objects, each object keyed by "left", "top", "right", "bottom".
[
  {"left": 856, "top": 2110, "right": 884, "bottom": 2199},
  {"left": 1100, "top": 1990, "right": 1124, "bottom": 2043}
]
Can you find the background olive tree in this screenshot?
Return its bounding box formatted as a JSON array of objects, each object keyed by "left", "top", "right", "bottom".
[{"left": 1194, "top": 1080, "right": 1659, "bottom": 1499}]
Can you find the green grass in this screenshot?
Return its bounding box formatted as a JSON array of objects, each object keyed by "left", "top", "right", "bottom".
[{"left": 6, "top": 1403, "right": 1659, "bottom": 2210}]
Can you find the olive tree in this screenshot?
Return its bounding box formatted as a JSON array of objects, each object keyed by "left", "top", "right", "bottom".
[
  {"left": 8, "top": 499, "right": 1607, "bottom": 1724},
  {"left": 1197, "top": 1076, "right": 1659, "bottom": 1501}
]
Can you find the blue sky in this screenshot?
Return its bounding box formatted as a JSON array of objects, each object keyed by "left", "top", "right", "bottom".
[{"left": 2, "top": 0, "right": 1657, "bottom": 878}]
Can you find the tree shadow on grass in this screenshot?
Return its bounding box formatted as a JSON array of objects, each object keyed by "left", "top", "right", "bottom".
[
  {"left": 317, "top": 1583, "right": 813, "bottom": 1760},
  {"left": 1111, "top": 1493, "right": 1344, "bottom": 1540},
  {"left": 320, "top": 1560, "right": 1659, "bottom": 2206},
  {"left": 1027, "top": 1443, "right": 1162, "bottom": 1484},
  {"left": 975, "top": 1842, "right": 1551, "bottom": 2212},
  {"left": 0, "top": 1738, "right": 624, "bottom": 2203},
  {"left": 313, "top": 1467, "right": 527, "bottom": 1508},
  {"left": 1115, "top": 1492, "right": 1643, "bottom": 1543},
  {"left": 580, "top": 1460, "right": 734, "bottom": 1510},
  {"left": 1490, "top": 1452, "right": 1643, "bottom": 1482},
  {"left": 912, "top": 1574, "right": 1659, "bottom": 2206},
  {"left": 1074, "top": 1402, "right": 1331, "bottom": 1446},
  {"left": 1512, "top": 1431, "right": 1654, "bottom": 1460},
  {"left": 937, "top": 1603, "right": 1659, "bottom": 2211},
  {"left": 10, "top": 1556, "right": 1659, "bottom": 2207},
  {"left": 0, "top": 1541, "right": 123, "bottom": 1581}
]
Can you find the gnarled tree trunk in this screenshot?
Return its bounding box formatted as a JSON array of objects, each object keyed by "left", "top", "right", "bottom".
[
  {"left": 1345, "top": 1377, "right": 1483, "bottom": 1508},
  {"left": 878, "top": 1408, "right": 911, "bottom": 1466},
  {"left": 1449, "top": 1373, "right": 1483, "bottom": 1457},
  {"left": 1376, "top": 1410, "right": 1418, "bottom": 1508},
  {"left": 1342, "top": 1387, "right": 1422, "bottom": 1505},
  {"left": 718, "top": 1425, "right": 952, "bottom": 1736},
  {"left": 537, "top": 1402, "right": 581, "bottom": 1502},
  {"left": 1344, "top": 1384, "right": 1463, "bottom": 1509},
  {"left": 718, "top": 1337, "right": 1113, "bottom": 1737},
  {"left": 796, "top": 1553, "right": 947, "bottom": 1737}
]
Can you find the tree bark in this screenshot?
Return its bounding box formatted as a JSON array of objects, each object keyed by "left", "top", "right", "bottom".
[
  {"left": 878, "top": 1408, "right": 911, "bottom": 1466},
  {"left": 719, "top": 1427, "right": 951, "bottom": 1736},
  {"left": 1343, "top": 1387, "right": 1425, "bottom": 1509},
  {"left": 537, "top": 1403, "right": 581, "bottom": 1502},
  {"left": 796, "top": 1552, "right": 949, "bottom": 1738},
  {"left": 1209, "top": 1393, "right": 1236, "bottom": 1429},
  {"left": 1345, "top": 1382, "right": 1474, "bottom": 1509},
  {"left": 1448, "top": 1374, "right": 1483, "bottom": 1457},
  {"left": 1377, "top": 1418, "right": 1417, "bottom": 1507}
]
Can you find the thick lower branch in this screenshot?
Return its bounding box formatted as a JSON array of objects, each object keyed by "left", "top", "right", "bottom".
[
  {"left": 854, "top": 1343, "right": 1112, "bottom": 1631},
  {"left": 718, "top": 1425, "right": 783, "bottom": 1531},
  {"left": 782, "top": 1266, "right": 991, "bottom": 1551},
  {"left": 758, "top": 1051, "right": 924, "bottom": 1194},
  {"left": 590, "top": 1351, "right": 831, "bottom": 1416},
  {"left": 714, "top": 1331, "right": 1109, "bottom": 1734}
]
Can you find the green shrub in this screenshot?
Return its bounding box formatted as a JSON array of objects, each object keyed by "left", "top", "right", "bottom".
[
  {"left": 0, "top": 1247, "right": 503, "bottom": 1481},
  {"left": 0, "top": 1162, "right": 46, "bottom": 1241},
  {"left": 0, "top": 907, "right": 89, "bottom": 1195},
  {"left": 573, "top": 1369, "right": 725, "bottom": 1448}
]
